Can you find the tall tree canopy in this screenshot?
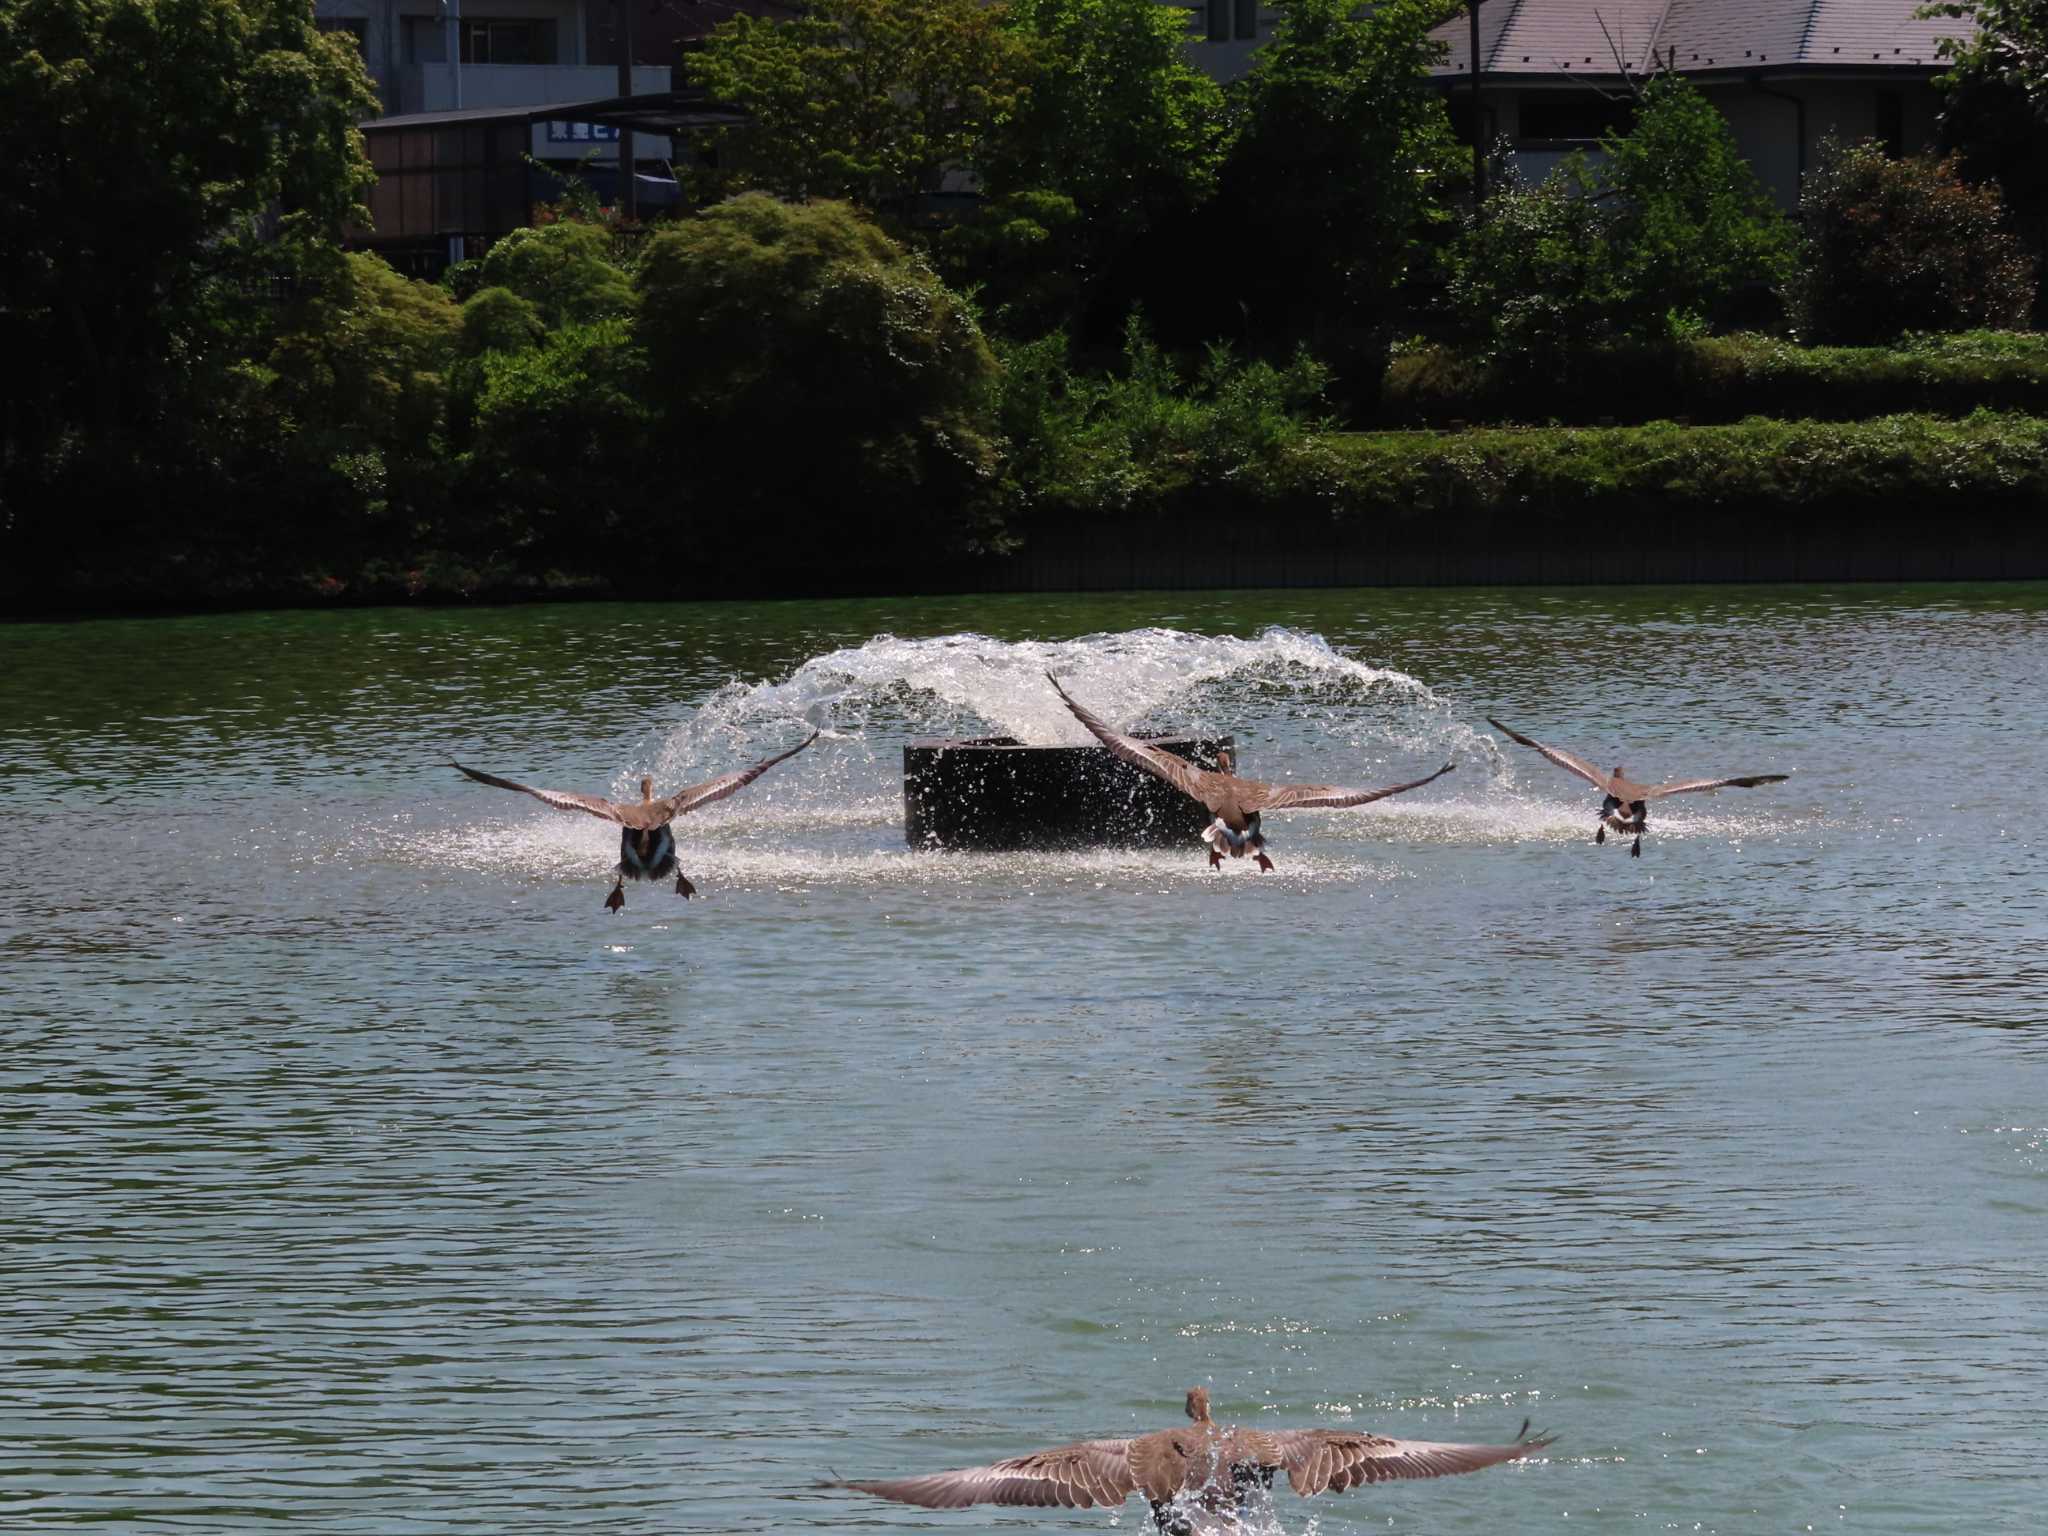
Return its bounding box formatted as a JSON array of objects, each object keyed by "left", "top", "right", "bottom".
[
  {"left": 961, "top": 0, "right": 1227, "bottom": 333},
  {"left": 688, "top": 0, "right": 1030, "bottom": 218},
  {"left": 1214, "top": 0, "right": 1462, "bottom": 362},
  {"left": 0, "top": 0, "right": 377, "bottom": 450}
]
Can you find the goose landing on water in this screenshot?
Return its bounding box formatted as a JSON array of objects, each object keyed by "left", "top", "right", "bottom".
[
  {"left": 825, "top": 1386, "right": 1553, "bottom": 1534},
  {"left": 1487, "top": 717, "right": 1788, "bottom": 858},
  {"left": 1048, "top": 675, "right": 1453, "bottom": 872},
  {"left": 450, "top": 732, "right": 816, "bottom": 910}
]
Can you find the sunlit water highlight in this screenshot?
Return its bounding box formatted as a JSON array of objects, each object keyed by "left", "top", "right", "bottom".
[{"left": 1, "top": 587, "right": 2044, "bottom": 1534}]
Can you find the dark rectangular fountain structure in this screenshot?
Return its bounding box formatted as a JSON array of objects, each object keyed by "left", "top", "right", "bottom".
[{"left": 903, "top": 735, "right": 1235, "bottom": 850}]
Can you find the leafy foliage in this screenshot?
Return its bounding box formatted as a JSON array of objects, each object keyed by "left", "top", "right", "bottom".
[
  {"left": 1924, "top": 0, "right": 2048, "bottom": 118},
  {"left": 1213, "top": 0, "right": 1463, "bottom": 364},
  {"left": 475, "top": 223, "right": 636, "bottom": 329},
  {"left": 958, "top": 0, "right": 1226, "bottom": 334},
  {"left": 1598, "top": 74, "right": 1796, "bottom": 333},
  {"left": 635, "top": 195, "right": 1007, "bottom": 555},
  {"left": 688, "top": 0, "right": 1030, "bottom": 219},
  {"left": 1450, "top": 156, "right": 1614, "bottom": 386},
  {"left": 1785, "top": 137, "right": 2037, "bottom": 342},
  {"left": 999, "top": 316, "right": 1332, "bottom": 513},
  {"left": 251, "top": 253, "right": 461, "bottom": 516},
  {"left": 1382, "top": 330, "right": 2048, "bottom": 425},
  {"left": 1451, "top": 74, "right": 1793, "bottom": 384},
  {"left": 0, "top": 0, "right": 377, "bottom": 450}
]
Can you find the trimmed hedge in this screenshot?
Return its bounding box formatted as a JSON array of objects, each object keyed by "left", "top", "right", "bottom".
[
  {"left": 1290, "top": 410, "right": 2048, "bottom": 525},
  {"left": 1378, "top": 331, "right": 2048, "bottom": 428}
]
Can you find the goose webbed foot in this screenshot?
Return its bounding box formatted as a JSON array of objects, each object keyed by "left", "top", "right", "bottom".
[
  {"left": 1255, "top": 853, "right": 1274, "bottom": 872},
  {"left": 675, "top": 873, "right": 696, "bottom": 899},
  {"left": 1630, "top": 837, "right": 1641, "bottom": 858},
  {"left": 1208, "top": 847, "right": 1223, "bottom": 870},
  {"left": 604, "top": 882, "right": 625, "bottom": 913},
  {"left": 1596, "top": 825, "right": 1606, "bottom": 844}
]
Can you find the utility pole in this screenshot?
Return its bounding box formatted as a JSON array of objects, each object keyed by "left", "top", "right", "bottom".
[
  {"left": 616, "top": 0, "right": 638, "bottom": 223},
  {"left": 447, "top": 0, "right": 464, "bottom": 266},
  {"left": 1469, "top": 0, "right": 1486, "bottom": 210}
]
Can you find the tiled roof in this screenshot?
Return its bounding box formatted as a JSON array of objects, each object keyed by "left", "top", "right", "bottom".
[{"left": 1431, "top": 0, "right": 1965, "bottom": 76}]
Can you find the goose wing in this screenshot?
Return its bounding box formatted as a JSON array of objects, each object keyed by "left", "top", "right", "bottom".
[
  {"left": 1048, "top": 674, "right": 1226, "bottom": 808},
  {"left": 1268, "top": 1421, "right": 1555, "bottom": 1496},
  {"left": 450, "top": 761, "right": 627, "bottom": 824},
  {"left": 826, "top": 1439, "right": 1137, "bottom": 1511},
  {"left": 1249, "top": 760, "right": 1456, "bottom": 812},
  {"left": 643, "top": 731, "right": 819, "bottom": 827},
  {"left": 1487, "top": 719, "right": 1619, "bottom": 796},
  {"left": 1645, "top": 771, "right": 1789, "bottom": 800}
]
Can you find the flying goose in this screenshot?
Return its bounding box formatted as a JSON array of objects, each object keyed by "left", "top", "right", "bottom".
[
  {"left": 451, "top": 732, "right": 816, "bottom": 910},
  {"left": 1049, "top": 675, "right": 1453, "bottom": 871},
  {"left": 1488, "top": 717, "right": 1787, "bottom": 857},
  {"left": 825, "top": 1386, "right": 1552, "bottom": 1534}
]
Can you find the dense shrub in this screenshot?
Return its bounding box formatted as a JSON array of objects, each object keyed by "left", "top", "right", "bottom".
[
  {"left": 475, "top": 222, "right": 635, "bottom": 329},
  {"left": 1293, "top": 411, "right": 2048, "bottom": 526},
  {"left": 1786, "top": 138, "right": 2037, "bottom": 342},
  {"left": 1380, "top": 330, "right": 2048, "bottom": 426},
  {"left": 1450, "top": 156, "right": 1613, "bottom": 386},
  {"left": 635, "top": 195, "right": 1006, "bottom": 556},
  {"left": 1451, "top": 74, "right": 1793, "bottom": 382},
  {"left": 251, "top": 252, "right": 461, "bottom": 517},
  {"left": 1599, "top": 74, "right": 1796, "bottom": 333},
  {"left": 1210, "top": 0, "right": 1462, "bottom": 369},
  {"left": 999, "top": 316, "right": 1332, "bottom": 513},
  {"left": 457, "top": 286, "right": 546, "bottom": 357}
]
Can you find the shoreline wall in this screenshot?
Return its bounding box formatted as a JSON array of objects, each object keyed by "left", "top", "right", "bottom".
[{"left": 8, "top": 508, "right": 2045, "bottom": 621}]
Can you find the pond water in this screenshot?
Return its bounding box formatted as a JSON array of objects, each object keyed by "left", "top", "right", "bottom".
[{"left": 2, "top": 586, "right": 2044, "bottom": 1535}]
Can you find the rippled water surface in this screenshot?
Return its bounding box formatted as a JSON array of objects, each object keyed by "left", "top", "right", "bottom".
[{"left": 3, "top": 587, "right": 2045, "bottom": 1534}]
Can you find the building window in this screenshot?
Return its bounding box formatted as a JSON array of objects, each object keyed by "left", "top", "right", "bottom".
[
  {"left": 401, "top": 15, "right": 559, "bottom": 66},
  {"left": 1517, "top": 93, "right": 1636, "bottom": 146},
  {"left": 1875, "top": 90, "right": 1904, "bottom": 157},
  {"left": 461, "top": 19, "right": 557, "bottom": 65},
  {"left": 1206, "top": 0, "right": 1228, "bottom": 43},
  {"left": 1234, "top": 0, "right": 1257, "bottom": 39}
]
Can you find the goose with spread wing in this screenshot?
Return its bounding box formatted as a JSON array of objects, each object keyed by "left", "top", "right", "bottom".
[
  {"left": 1049, "top": 675, "right": 1453, "bottom": 872},
  {"left": 1488, "top": 717, "right": 1787, "bottom": 857},
  {"left": 825, "top": 1386, "right": 1551, "bottom": 1534},
  {"left": 451, "top": 732, "right": 816, "bottom": 910}
]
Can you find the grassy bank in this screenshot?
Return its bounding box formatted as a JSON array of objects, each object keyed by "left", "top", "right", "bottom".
[
  {"left": 1378, "top": 333, "right": 2048, "bottom": 429},
  {"left": 7, "top": 411, "right": 2045, "bottom": 616},
  {"left": 1292, "top": 410, "right": 2048, "bottom": 524}
]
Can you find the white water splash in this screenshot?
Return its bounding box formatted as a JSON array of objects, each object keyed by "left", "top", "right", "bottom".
[
  {"left": 635, "top": 626, "right": 1486, "bottom": 792},
  {"left": 391, "top": 626, "right": 1811, "bottom": 885}
]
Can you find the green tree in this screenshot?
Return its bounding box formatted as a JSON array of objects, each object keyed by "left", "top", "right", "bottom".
[
  {"left": 475, "top": 222, "right": 635, "bottom": 329},
  {"left": 1785, "top": 136, "right": 2037, "bottom": 342},
  {"left": 962, "top": 0, "right": 1226, "bottom": 333},
  {"left": 1215, "top": 0, "right": 1463, "bottom": 365},
  {"left": 0, "top": 0, "right": 377, "bottom": 450},
  {"left": 1452, "top": 156, "right": 1615, "bottom": 384},
  {"left": 249, "top": 252, "right": 461, "bottom": 517},
  {"left": 1924, "top": 1, "right": 2048, "bottom": 116},
  {"left": 1924, "top": 1, "right": 2048, "bottom": 321},
  {"left": 636, "top": 195, "right": 1005, "bottom": 557},
  {"left": 688, "top": 0, "right": 1030, "bottom": 219},
  {"left": 1599, "top": 73, "right": 1795, "bottom": 335}
]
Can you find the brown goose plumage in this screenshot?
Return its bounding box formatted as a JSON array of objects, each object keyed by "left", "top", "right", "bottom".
[
  {"left": 1049, "top": 675, "right": 1453, "bottom": 871},
  {"left": 826, "top": 1386, "right": 1552, "bottom": 1531},
  {"left": 451, "top": 731, "right": 816, "bottom": 909},
  {"left": 1488, "top": 717, "right": 1787, "bottom": 858}
]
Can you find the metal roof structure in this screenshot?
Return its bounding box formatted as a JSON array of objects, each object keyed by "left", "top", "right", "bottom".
[
  {"left": 358, "top": 90, "right": 750, "bottom": 137},
  {"left": 1432, "top": 0, "right": 1966, "bottom": 78}
]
